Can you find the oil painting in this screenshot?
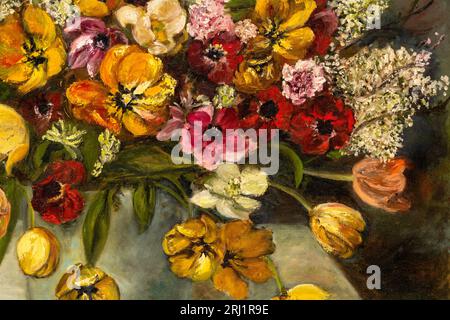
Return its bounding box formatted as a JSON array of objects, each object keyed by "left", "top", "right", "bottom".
[{"left": 0, "top": 0, "right": 448, "bottom": 301}]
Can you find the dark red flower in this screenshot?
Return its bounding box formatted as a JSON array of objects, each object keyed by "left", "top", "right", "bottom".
[
  {"left": 32, "top": 161, "right": 86, "bottom": 225},
  {"left": 187, "top": 32, "right": 243, "bottom": 84},
  {"left": 289, "top": 93, "right": 355, "bottom": 155},
  {"left": 239, "top": 86, "right": 295, "bottom": 131},
  {"left": 47, "top": 160, "right": 86, "bottom": 185},
  {"left": 18, "top": 91, "right": 63, "bottom": 135},
  {"left": 307, "top": 4, "right": 339, "bottom": 56}
]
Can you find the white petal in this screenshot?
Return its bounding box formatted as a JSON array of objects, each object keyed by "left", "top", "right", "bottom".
[
  {"left": 115, "top": 5, "right": 143, "bottom": 28},
  {"left": 205, "top": 176, "right": 228, "bottom": 197},
  {"left": 216, "top": 199, "right": 251, "bottom": 220},
  {"left": 190, "top": 190, "right": 218, "bottom": 209},
  {"left": 215, "top": 163, "right": 240, "bottom": 182},
  {"left": 234, "top": 196, "right": 261, "bottom": 212},
  {"left": 240, "top": 167, "right": 269, "bottom": 196}
]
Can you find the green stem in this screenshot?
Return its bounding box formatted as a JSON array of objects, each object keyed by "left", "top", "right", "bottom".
[
  {"left": 303, "top": 168, "right": 354, "bottom": 182},
  {"left": 266, "top": 257, "right": 287, "bottom": 297},
  {"left": 26, "top": 197, "right": 35, "bottom": 229},
  {"left": 269, "top": 181, "right": 312, "bottom": 212},
  {"left": 153, "top": 182, "right": 189, "bottom": 210}
]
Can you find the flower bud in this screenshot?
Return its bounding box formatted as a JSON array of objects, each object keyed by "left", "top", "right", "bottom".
[
  {"left": 55, "top": 264, "right": 120, "bottom": 300},
  {"left": 352, "top": 157, "right": 411, "bottom": 213},
  {"left": 309, "top": 203, "right": 365, "bottom": 259},
  {"left": 0, "top": 188, "right": 11, "bottom": 239},
  {"left": 16, "top": 227, "right": 60, "bottom": 278},
  {"left": 272, "top": 284, "right": 330, "bottom": 300}
]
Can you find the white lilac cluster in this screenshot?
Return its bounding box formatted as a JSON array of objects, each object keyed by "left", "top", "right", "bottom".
[
  {"left": 324, "top": 44, "right": 449, "bottom": 161},
  {"left": 0, "top": 0, "right": 22, "bottom": 21},
  {"left": 329, "top": 0, "right": 389, "bottom": 46},
  {"left": 92, "top": 130, "right": 121, "bottom": 178},
  {"left": 235, "top": 19, "right": 258, "bottom": 44},
  {"left": 33, "top": 0, "right": 80, "bottom": 26}
]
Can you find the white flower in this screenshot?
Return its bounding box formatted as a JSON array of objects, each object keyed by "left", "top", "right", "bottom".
[
  {"left": 0, "top": 0, "right": 21, "bottom": 22},
  {"left": 190, "top": 164, "right": 268, "bottom": 220},
  {"left": 115, "top": 0, "right": 187, "bottom": 55},
  {"left": 34, "top": 0, "right": 80, "bottom": 26},
  {"left": 42, "top": 120, "right": 86, "bottom": 159},
  {"left": 91, "top": 129, "right": 121, "bottom": 177}
]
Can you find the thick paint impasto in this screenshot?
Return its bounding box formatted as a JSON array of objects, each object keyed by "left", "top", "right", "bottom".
[{"left": 0, "top": 0, "right": 448, "bottom": 300}]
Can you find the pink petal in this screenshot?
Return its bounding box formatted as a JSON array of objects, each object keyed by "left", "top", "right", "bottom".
[{"left": 86, "top": 50, "right": 104, "bottom": 77}]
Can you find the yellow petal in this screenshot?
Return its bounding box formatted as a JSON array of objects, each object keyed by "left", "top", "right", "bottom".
[
  {"left": 75, "top": 0, "right": 110, "bottom": 18},
  {"left": 18, "top": 64, "right": 47, "bottom": 94},
  {"left": 23, "top": 6, "right": 56, "bottom": 49},
  {"left": 213, "top": 266, "right": 248, "bottom": 300},
  {"left": 100, "top": 44, "right": 143, "bottom": 91},
  {"left": 141, "top": 73, "right": 177, "bottom": 108},
  {"left": 274, "top": 27, "right": 315, "bottom": 62},
  {"left": 279, "top": 0, "right": 317, "bottom": 32},
  {"left": 44, "top": 37, "right": 66, "bottom": 78},
  {"left": 190, "top": 252, "right": 216, "bottom": 281},
  {"left": 176, "top": 218, "right": 206, "bottom": 239},
  {"left": 117, "top": 52, "right": 163, "bottom": 90},
  {"left": 169, "top": 252, "right": 199, "bottom": 278},
  {"left": 0, "top": 188, "right": 11, "bottom": 239},
  {"left": 254, "top": 0, "right": 290, "bottom": 22},
  {"left": 0, "top": 104, "right": 29, "bottom": 175},
  {"left": 162, "top": 228, "right": 192, "bottom": 256},
  {"left": 284, "top": 284, "right": 330, "bottom": 300},
  {"left": 122, "top": 111, "right": 154, "bottom": 137},
  {"left": 92, "top": 276, "right": 121, "bottom": 300},
  {"left": 3, "top": 62, "right": 33, "bottom": 84}
]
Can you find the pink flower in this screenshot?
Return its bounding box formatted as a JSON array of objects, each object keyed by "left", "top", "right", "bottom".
[
  {"left": 235, "top": 19, "right": 258, "bottom": 44},
  {"left": 157, "top": 96, "right": 256, "bottom": 170},
  {"left": 187, "top": 0, "right": 235, "bottom": 42},
  {"left": 64, "top": 17, "right": 128, "bottom": 77},
  {"left": 282, "top": 59, "right": 327, "bottom": 106}
]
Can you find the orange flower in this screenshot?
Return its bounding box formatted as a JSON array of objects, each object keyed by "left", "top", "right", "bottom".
[
  {"left": 212, "top": 220, "right": 275, "bottom": 300},
  {"left": 66, "top": 45, "right": 176, "bottom": 136},
  {"left": 0, "top": 188, "right": 11, "bottom": 239},
  {"left": 0, "top": 6, "right": 66, "bottom": 94},
  {"left": 352, "top": 157, "right": 412, "bottom": 213}
]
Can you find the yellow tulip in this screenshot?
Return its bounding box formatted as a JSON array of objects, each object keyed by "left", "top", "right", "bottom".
[
  {"left": 0, "top": 188, "right": 11, "bottom": 239},
  {"left": 16, "top": 227, "right": 60, "bottom": 278},
  {"left": 0, "top": 104, "right": 30, "bottom": 176},
  {"left": 272, "top": 284, "right": 330, "bottom": 300},
  {"left": 55, "top": 264, "right": 120, "bottom": 300},
  {"left": 309, "top": 203, "right": 366, "bottom": 259}
]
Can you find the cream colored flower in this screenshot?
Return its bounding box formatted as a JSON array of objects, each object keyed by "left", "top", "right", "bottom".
[
  {"left": 191, "top": 164, "right": 268, "bottom": 220},
  {"left": 115, "top": 0, "right": 187, "bottom": 55}
]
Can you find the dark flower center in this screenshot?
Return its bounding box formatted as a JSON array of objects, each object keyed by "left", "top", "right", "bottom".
[
  {"left": 125, "top": 0, "right": 148, "bottom": 5},
  {"left": 43, "top": 180, "right": 63, "bottom": 199},
  {"left": 23, "top": 38, "right": 47, "bottom": 67},
  {"left": 204, "top": 44, "right": 226, "bottom": 61},
  {"left": 259, "top": 100, "right": 279, "bottom": 120},
  {"left": 76, "top": 285, "right": 99, "bottom": 300},
  {"left": 93, "top": 33, "right": 110, "bottom": 50},
  {"left": 316, "top": 119, "right": 334, "bottom": 135},
  {"left": 35, "top": 101, "right": 53, "bottom": 117},
  {"left": 112, "top": 84, "right": 144, "bottom": 113}
]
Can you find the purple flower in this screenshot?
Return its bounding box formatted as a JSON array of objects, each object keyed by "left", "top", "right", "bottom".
[
  {"left": 64, "top": 17, "right": 128, "bottom": 77},
  {"left": 282, "top": 59, "right": 327, "bottom": 106}
]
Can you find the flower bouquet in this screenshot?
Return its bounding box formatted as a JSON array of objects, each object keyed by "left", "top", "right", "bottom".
[{"left": 0, "top": 0, "right": 448, "bottom": 300}]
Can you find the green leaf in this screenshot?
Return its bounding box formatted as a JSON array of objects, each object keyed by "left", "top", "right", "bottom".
[
  {"left": 102, "top": 145, "right": 196, "bottom": 180},
  {"left": 80, "top": 127, "right": 101, "bottom": 176},
  {"left": 82, "top": 188, "right": 116, "bottom": 265},
  {"left": 279, "top": 143, "right": 304, "bottom": 188},
  {"left": 225, "top": 0, "right": 255, "bottom": 21},
  {"left": 0, "top": 82, "right": 13, "bottom": 101},
  {"left": 0, "top": 179, "right": 25, "bottom": 265},
  {"left": 326, "top": 150, "right": 344, "bottom": 160},
  {"left": 132, "top": 183, "right": 156, "bottom": 234},
  {"left": 33, "top": 140, "right": 51, "bottom": 169}
]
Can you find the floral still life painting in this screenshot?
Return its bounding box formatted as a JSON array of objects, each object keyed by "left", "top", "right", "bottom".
[{"left": 0, "top": 0, "right": 448, "bottom": 301}]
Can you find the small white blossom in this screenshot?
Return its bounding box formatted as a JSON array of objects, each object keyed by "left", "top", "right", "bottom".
[
  {"left": 33, "top": 0, "right": 80, "bottom": 26},
  {"left": 42, "top": 120, "right": 86, "bottom": 159},
  {"left": 0, "top": 0, "right": 22, "bottom": 21},
  {"left": 92, "top": 130, "right": 121, "bottom": 178},
  {"left": 235, "top": 19, "right": 258, "bottom": 44}
]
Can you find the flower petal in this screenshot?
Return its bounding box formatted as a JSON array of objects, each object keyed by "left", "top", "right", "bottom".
[
  {"left": 223, "top": 220, "right": 275, "bottom": 258},
  {"left": 18, "top": 65, "right": 47, "bottom": 94},
  {"left": 117, "top": 52, "right": 163, "bottom": 90},
  {"left": 213, "top": 266, "right": 248, "bottom": 300},
  {"left": 215, "top": 163, "right": 241, "bottom": 182},
  {"left": 279, "top": 0, "right": 317, "bottom": 32},
  {"left": 23, "top": 6, "right": 56, "bottom": 48},
  {"left": 230, "top": 257, "right": 273, "bottom": 283},
  {"left": 190, "top": 190, "right": 219, "bottom": 209},
  {"left": 44, "top": 37, "right": 66, "bottom": 78},
  {"left": 75, "top": 0, "right": 110, "bottom": 18},
  {"left": 162, "top": 228, "right": 191, "bottom": 256},
  {"left": 274, "top": 27, "right": 315, "bottom": 62},
  {"left": 240, "top": 167, "right": 268, "bottom": 196}
]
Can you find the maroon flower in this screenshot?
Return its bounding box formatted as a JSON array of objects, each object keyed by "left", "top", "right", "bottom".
[
  {"left": 239, "top": 86, "right": 295, "bottom": 131},
  {"left": 32, "top": 161, "right": 86, "bottom": 225},
  {"left": 307, "top": 0, "right": 339, "bottom": 56},
  {"left": 289, "top": 93, "right": 355, "bottom": 155},
  {"left": 187, "top": 32, "right": 243, "bottom": 84},
  {"left": 64, "top": 17, "right": 128, "bottom": 77},
  {"left": 18, "top": 91, "right": 63, "bottom": 135}
]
